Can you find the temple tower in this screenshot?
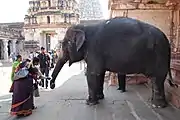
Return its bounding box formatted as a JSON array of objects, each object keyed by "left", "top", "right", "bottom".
[
  {"left": 23, "top": 0, "right": 80, "bottom": 53},
  {"left": 79, "top": 0, "right": 103, "bottom": 20}
]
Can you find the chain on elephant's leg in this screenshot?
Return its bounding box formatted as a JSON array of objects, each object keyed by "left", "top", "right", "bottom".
[{"left": 151, "top": 77, "right": 167, "bottom": 108}]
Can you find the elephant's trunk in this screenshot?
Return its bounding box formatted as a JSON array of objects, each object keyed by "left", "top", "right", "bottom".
[{"left": 50, "top": 53, "right": 69, "bottom": 89}]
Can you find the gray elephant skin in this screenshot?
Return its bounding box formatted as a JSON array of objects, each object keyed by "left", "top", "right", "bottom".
[{"left": 50, "top": 17, "right": 177, "bottom": 108}]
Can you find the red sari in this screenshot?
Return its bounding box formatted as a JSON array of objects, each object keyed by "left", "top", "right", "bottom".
[
  {"left": 10, "top": 75, "right": 34, "bottom": 116},
  {"left": 10, "top": 61, "right": 39, "bottom": 117}
]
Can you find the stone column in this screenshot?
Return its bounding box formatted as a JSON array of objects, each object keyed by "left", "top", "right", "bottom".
[
  {"left": 175, "top": 10, "right": 180, "bottom": 52},
  {"left": 3, "top": 40, "right": 8, "bottom": 60},
  {"left": 12, "top": 40, "right": 17, "bottom": 54},
  {"left": 40, "top": 33, "right": 44, "bottom": 48}
]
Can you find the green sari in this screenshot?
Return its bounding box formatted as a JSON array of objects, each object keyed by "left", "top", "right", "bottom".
[{"left": 11, "top": 61, "right": 21, "bottom": 82}]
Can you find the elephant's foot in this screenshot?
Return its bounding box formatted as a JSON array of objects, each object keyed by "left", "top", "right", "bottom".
[
  {"left": 50, "top": 81, "right": 55, "bottom": 89},
  {"left": 151, "top": 99, "right": 167, "bottom": 108},
  {"left": 97, "top": 94, "right": 104, "bottom": 100},
  {"left": 86, "top": 97, "right": 99, "bottom": 105},
  {"left": 117, "top": 88, "right": 126, "bottom": 93},
  {"left": 120, "top": 90, "right": 126, "bottom": 93},
  {"left": 117, "top": 87, "right": 121, "bottom": 90}
]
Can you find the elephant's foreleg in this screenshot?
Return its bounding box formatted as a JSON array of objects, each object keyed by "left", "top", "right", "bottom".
[
  {"left": 97, "top": 72, "right": 105, "bottom": 100},
  {"left": 117, "top": 74, "right": 126, "bottom": 93},
  {"left": 151, "top": 76, "right": 167, "bottom": 108},
  {"left": 86, "top": 72, "right": 99, "bottom": 105}
]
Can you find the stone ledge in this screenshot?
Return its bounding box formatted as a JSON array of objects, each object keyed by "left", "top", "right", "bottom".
[
  {"left": 111, "top": 3, "right": 172, "bottom": 10},
  {"left": 126, "top": 74, "right": 149, "bottom": 85},
  {"left": 171, "top": 60, "right": 180, "bottom": 85},
  {"left": 165, "top": 81, "right": 180, "bottom": 108},
  {"left": 107, "top": 73, "right": 149, "bottom": 85}
]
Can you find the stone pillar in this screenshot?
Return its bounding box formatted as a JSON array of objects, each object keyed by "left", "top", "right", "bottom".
[
  {"left": 176, "top": 10, "right": 180, "bottom": 51},
  {"left": 12, "top": 40, "right": 17, "bottom": 54},
  {"left": 40, "top": 33, "right": 44, "bottom": 48},
  {"left": 3, "top": 40, "right": 8, "bottom": 60}
]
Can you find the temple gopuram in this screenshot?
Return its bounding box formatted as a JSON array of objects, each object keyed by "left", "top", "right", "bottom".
[
  {"left": 79, "top": 0, "right": 104, "bottom": 24},
  {"left": 23, "top": 0, "right": 79, "bottom": 53},
  {"left": 108, "top": 0, "right": 180, "bottom": 108}
]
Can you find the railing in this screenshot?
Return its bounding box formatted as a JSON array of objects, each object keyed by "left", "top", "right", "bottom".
[
  {"left": 23, "top": 22, "right": 77, "bottom": 29},
  {"left": 28, "top": 6, "right": 76, "bottom": 13}
]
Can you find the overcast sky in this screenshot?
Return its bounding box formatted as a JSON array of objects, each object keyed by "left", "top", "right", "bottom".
[{"left": 0, "top": 0, "right": 108, "bottom": 23}]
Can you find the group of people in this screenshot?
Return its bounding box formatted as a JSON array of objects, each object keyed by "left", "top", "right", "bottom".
[{"left": 9, "top": 47, "right": 53, "bottom": 117}]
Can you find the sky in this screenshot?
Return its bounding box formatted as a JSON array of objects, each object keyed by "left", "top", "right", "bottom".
[{"left": 0, "top": 0, "right": 109, "bottom": 23}]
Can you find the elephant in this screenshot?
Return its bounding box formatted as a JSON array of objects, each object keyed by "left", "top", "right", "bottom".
[{"left": 50, "top": 17, "right": 177, "bottom": 108}]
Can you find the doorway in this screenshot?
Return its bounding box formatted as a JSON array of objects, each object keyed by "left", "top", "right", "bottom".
[
  {"left": 8, "top": 41, "right": 11, "bottom": 56},
  {"left": 0, "top": 40, "right": 2, "bottom": 59}
]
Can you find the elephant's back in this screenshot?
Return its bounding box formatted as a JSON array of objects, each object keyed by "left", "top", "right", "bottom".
[
  {"left": 101, "top": 17, "right": 152, "bottom": 38},
  {"left": 92, "top": 18, "right": 156, "bottom": 67}
]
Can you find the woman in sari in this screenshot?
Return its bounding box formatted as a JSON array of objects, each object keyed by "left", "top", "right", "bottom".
[{"left": 10, "top": 57, "right": 44, "bottom": 117}]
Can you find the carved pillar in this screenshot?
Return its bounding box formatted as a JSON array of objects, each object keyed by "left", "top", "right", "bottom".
[
  {"left": 169, "top": 9, "right": 176, "bottom": 51},
  {"left": 40, "top": 33, "right": 44, "bottom": 48},
  {"left": 12, "top": 40, "right": 17, "bottom": 54},
  {"left": 175, "top": 10, "right": 180, "bottom": 52},
  {"left": 3, "top": 40, "right": 8, "bottom": 60}
]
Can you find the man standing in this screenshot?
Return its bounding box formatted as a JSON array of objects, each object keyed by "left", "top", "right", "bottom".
[{"left": 37, "top": 47, "right": 50, "bottom": 89}]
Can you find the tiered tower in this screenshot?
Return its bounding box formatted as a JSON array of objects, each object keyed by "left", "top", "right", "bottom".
[
  {"left": 79, "top": 0, "right": 103, "bottom": 20},
  {"left": 23, "top": 0, "right": 79, "bottom": 52}
]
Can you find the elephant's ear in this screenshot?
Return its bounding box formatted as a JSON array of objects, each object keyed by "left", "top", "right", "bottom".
[{"left": 74, "top": 30, "right": 85, "bottom": 51}]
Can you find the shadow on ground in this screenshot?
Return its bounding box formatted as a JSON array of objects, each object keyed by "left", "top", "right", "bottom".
[{"left": 1, "top": 72, "right": 180, "bottom": 120}]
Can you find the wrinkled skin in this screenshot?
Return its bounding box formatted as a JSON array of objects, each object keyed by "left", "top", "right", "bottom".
[{"left": 50, "top": 17, "right": 177, "bottom": 107}]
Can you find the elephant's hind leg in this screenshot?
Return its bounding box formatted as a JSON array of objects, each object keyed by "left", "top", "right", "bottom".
[
  {"left": 97, "top": 72, "right": 105, "bottom": 100},
  {"left": 150, "top": 75, "right": 167, "bottom": 108},
  {"left": 117, "top": 74, "right": 126, "bottom": 93}
]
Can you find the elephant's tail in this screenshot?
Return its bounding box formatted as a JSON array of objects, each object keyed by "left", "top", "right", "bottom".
[
  {"left": 167, "top": 68, "right": 178, "bottom": 87},
  {"left": 167, "top": 42, "right": 178, "bottom": 88}
]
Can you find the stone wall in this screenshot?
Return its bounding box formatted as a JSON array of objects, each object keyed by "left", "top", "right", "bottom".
[{"left": 112, "top": 9, "right": 172, "bottom": 39}]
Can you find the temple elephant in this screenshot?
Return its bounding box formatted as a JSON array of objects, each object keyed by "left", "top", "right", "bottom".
[{"left": 50, "top": 17, "right": 177, "bottom": 108}]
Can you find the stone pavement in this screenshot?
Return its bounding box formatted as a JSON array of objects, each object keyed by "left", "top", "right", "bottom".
[
  {"left": 0, "top": 64, "right": 13, "bottom": 97},
  {"left": 0, "top": 72, "right": 180, "bottom": 120}
]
